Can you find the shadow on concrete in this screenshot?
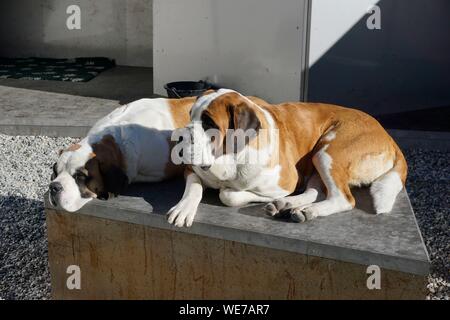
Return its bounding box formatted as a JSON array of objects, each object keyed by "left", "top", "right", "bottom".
[
  {"left": 122, "top": 179, "right": 377, "bottom": 221},
  {"left": 123, "top": 179, "right": 229, "bottom": 214}
]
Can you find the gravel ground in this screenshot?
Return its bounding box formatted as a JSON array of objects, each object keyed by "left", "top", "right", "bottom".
[
  {"left": 404, "top": 149, "right": 450, "bottom": 300},
  {"left": 0, "top": 134, "right": 78, "bottom": 299},
  {"left": 0, "top": 134, "right": 448, "bottom": 299}
]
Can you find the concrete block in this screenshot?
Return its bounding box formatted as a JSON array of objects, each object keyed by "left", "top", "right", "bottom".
[{"left": 45, "top": 180, "right": 429, "bottom": 299}]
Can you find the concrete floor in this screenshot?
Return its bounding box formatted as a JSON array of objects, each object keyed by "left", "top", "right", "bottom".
[
  {"left": 0, "top": 66, "right": 155, "bottom": 104},
  {"left": 0, "top": 66, "right": 156, "bottom": 137}
]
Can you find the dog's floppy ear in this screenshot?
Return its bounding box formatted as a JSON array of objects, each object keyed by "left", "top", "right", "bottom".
[
  {"left": 98, "top": 160, "right": 128, "bottom": 197},
  {"left": 92, "top": 135, "right": 128, "bottom": 197},
  {"left": 229, "top": 101, "right": 261, "bottom": 138}
]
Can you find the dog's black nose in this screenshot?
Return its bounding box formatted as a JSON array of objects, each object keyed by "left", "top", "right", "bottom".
[
  {"left": 49, "top": 182, "right": 63, "bottom": 195},
  {"left": 200, "top": 165, "right": 211, "bottom": 171}
]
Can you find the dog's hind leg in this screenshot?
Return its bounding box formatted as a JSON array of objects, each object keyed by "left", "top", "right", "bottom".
[
  {"left": 370, "top": 146, "right": 407, "bottom": 214},
  {"left": 289, "top": 145, "right": 355, "bottom": 223}
]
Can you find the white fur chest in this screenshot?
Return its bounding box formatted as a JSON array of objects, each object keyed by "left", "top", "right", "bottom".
[{"left": 193, "top": 162, "right": 287, "bottom": 198}]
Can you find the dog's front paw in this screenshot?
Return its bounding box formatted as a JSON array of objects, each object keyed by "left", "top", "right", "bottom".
[
  {"left": 167, "top": 199, "right": 198, "bottom": 228},
  {"left": 289, "top": 206, "right": 317, "bottom": 223},
  {"left": 263, "top": 199, "right": 293, "bottom": 219}
]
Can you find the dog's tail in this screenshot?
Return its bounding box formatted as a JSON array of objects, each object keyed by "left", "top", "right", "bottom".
[{"left": 370, "top": 143, "right": 408, "bottom": 214}]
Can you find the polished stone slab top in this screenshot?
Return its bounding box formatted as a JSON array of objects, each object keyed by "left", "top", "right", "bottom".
[{"left": 44, "top": 179, "right": 430, "bottom": 276}]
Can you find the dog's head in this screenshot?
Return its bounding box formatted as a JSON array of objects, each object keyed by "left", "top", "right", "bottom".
[
  {"left": 183, "top": 89, "right": 264, "bottom": 169},
  {"left": 49, "top": 135, "right": 128, "bottom": 212}
]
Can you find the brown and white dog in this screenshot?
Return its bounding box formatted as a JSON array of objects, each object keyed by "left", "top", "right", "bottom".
[
  {"left": 48, "top": 97, "right": 194, "bottom": 212},
  {"left": 167, "top": 89, "right": 407, "bottom": 227}
]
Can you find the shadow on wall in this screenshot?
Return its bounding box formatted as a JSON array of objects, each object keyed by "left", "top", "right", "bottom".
[{"left": 308, "top": 0, "right": 450, "bottom": 117}]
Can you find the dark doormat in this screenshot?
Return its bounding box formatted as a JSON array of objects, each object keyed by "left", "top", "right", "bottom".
[{"left": 0, "top": 57, "right": 115, "bottom": 82}]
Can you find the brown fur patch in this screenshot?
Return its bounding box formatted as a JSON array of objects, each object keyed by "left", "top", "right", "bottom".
[
  {"left": 168, "top": 97, "right": 196, "bottom": 128},
  {"left": 247, "top": 96, "right": 271, "bottom": 107},
  {"left": 67, "top": 144, "right": 82, "bottom": 152},
  {"left": 199, "top": 89, "right": 217, "bottom": 97},
  {"left": 59, "top": 143, "right": 81, "bottom": 155},
  {"left": 86, "top": 135, "right": 128, "bottom": 199},
  {"left": 166, "top": 97, "right": 197, "bottom": 177}
]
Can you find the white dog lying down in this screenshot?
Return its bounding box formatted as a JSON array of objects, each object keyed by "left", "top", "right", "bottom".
[
  {"left": 48, "top": 97, "right": 195, "bottom": 212},
  {"left": 48, "top": 93, "right": 269, "bottom": 212},
  {"left": 167, "top": 89, "right": 407, "bottom": 227}
]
